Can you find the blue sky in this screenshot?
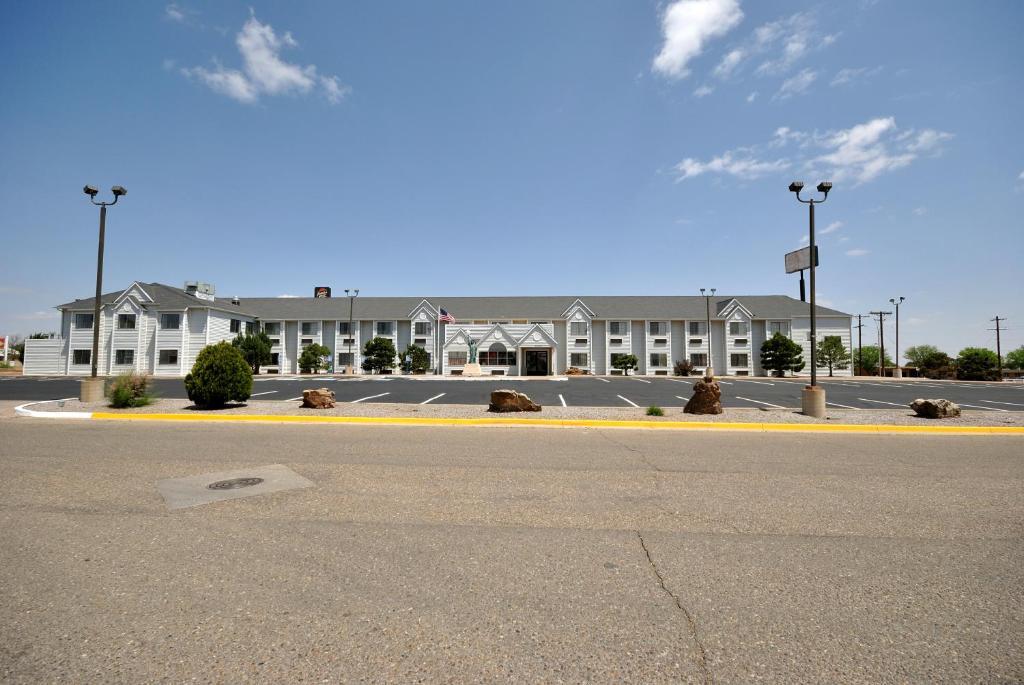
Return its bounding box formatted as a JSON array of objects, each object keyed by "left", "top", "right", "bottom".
[{"left": 1, "top": 1, "right": 1021, "bottom": 360}]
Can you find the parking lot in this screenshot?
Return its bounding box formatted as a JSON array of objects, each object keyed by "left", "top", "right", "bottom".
[{"left": 4, "top": 374, "right": 1023, "bottom": 410}]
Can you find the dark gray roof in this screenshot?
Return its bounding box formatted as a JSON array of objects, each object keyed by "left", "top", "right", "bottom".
[{"left": 59, "top": 282, "right": 849, "bottom": 320}]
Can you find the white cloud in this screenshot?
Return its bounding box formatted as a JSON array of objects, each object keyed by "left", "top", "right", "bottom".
[
  {"left": 774, "top": 68, "right": 817, "bottom": 99},
  {"left": 821, "top": 220, "right": 843, "bottom": 234},
  {"left": 746, "top": 91, "right": 758, "bottom": 103},
  {"left": 672, "top": 116, "right": 953, "bottom": 186},
  {"left": 674, "top": 152, "right": 790, "bottom": 181},
  {"left": 912, "top": 206, "right": 927, "bottom": 216},
  {"left": 1019, "top": 171, "right": 1024, "bottom": 181},
  {"left": 713, "top": 48, "right": 745, "bottom": 78},
  {"left": 164, "top": 3, "right": 186, "bottom": 22},
  {"left": 693, "top": 84, "right": 714, "bottom": 98},
  {"left": 653, "top": 0, "right": 744, "bottom": 79},
  {"left": 181, "top": 14, "right": 348, "bottom": 105},
  {"left": 831, "top": 66, "right": 882, "bottom": 87},
  {"left": 845, "top": 248, "right": 869, "bottom": 257},
  {"left": 838, "top": 236, "right": 850, "bottom": 243}
]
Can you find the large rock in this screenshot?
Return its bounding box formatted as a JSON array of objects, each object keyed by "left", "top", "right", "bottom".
[
  {"left": 488, "top": 389, "right": 542, "bottom": 412},
  {"left": 684, "top": 377, "right": 723, "bottom": 415},
  {"left": 302, "top": 388, "right": 336, "bottom": 409},
  {"left": 910, "top": 398, "right": 961, "bottom": 419}
]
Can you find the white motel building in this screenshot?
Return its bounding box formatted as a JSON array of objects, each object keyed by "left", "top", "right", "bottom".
[{"left": 22, "top": 281, "right": 854, "bottom": 377}]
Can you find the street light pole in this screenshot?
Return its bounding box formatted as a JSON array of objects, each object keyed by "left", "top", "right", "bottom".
[
  {"left": 889, "top": 297, "right": 905, "bottom": 377},
  {"left": 344, "top": 289, "right": 359, "bottom": 374},
  {"left": 789, "top": 181, "right": 831, "bottom": 417},
  {"left": 699, "top": 288, "right": 716, "bottom": 376},
  {"left": 81, "top": 185, "right": 126, "bottom": 402}
]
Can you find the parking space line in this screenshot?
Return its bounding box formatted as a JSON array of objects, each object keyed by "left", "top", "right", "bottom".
[
  {"left": 981, "top": 400, "right": 1024, "bottom": 407},
  {"left": 617, "top": 395, "right": 639, "bottom": 407},
  {"left": 633, "top": 378, "right": 651, "bottom": 384},
  {"left": 736, "top": 396, "right": 785, "bottom": 409},
  {"left": 736, "top": 379, "right": 773, "bottom": 385},
  {"left": 675, "top": 395, "right": 690, "bottom": 404},
  {"left": 596, "top": 378, "right": 610, "bottom": 383},
  {"left": 558, "top": 394, "right": 567, "bottom": 407},
  {"left": 826, "top": 401, "right": 860, "bottom": 409},
  {"left": 420, "top": 393, "right": 445, "bottom": 405},
  {"left": 858, "top": 398, "right": 906, "bottom": 407},
  {"left": 351, "top": 392, "right": 390, "bottom": 403},
  {"left": 250, "top": 390, "right": 278, "bottom": 397},
  {"left": 717, "top": 381, "right": 734, "bottom": 385},
  {"left": 666, "top": 378, "right": 691, "bottom": 384},
  {"left": 284, "top": 396, "right": 304, "bottom": 401},
  {"left": 958, "top": 403, "right": 1009, "bottom": 412}
]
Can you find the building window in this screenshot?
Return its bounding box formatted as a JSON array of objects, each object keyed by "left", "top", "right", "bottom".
[
  {"left": 338, "top": 352, "right": 354, "bottom": 366},
  {"left": 160, "top": 313, "right": 180, "bottom": 330},
  {"left": 609, "top": 338, "right": 623, "bottom": 346},
  {"left": 768, "top": 321, "right": 786, "bottom": 336},
  {"left": 570, "top": 353, "right": 588, "bottom": 367},
  {"left": 245, "top": 321, "right": 254, "bottom": 334},
  {"left": 734, "top": 338, "right": 748, "bottom": 346},
  {"left": 689, "top": 321, "right": 705, "bottom": 336},
  {"left": 448, "top": 351, "right": 467, "bottom": 366},
  {"left": 730, "top": 354, "right": 749, "bottom": 367},
  {"left": 341, "top": 338, "right": 355, "bottom": 346},
  {"left": 376, "top": 321, "right": 393, "bottom": 336},
  {"left": 268, "top": 338, "right": 280, "bottom": 347},
  {"left": 301, "top": 338, "right": 313, "bottom": 347},
  {"left": 649, "top": 321, "right": 667, "bottom": 335},
  {"left": 414, "top": 321, "right": 431, "bottom": 335},
  {"left": 72, "top": 349, "right": 91, "bottom": 365},
  {"left": 690, "top": 338, "right": 703, "bottom": 345},
  {"left": 479, "top": 343, "right": 515, "bottom": 366},
  {"left": 115, "top": 349, "right": 134, "bottom": 365},
  {"left": 301, "top": 322, "right": 316, "bottom": 335},
  {"left": 118, "top": 314, "right": 136, "bottom": 330},
  {"left": 159, "top": 349, "right": 178, "bottom": 365},
  {"left": 337, "top": 322, "right": 351, "bottom": 335},
  {"left": 729, "top": 321, "right": 749, "bottom": 336},
  {"left": 269, "top": 353, "right": 279, "bottom": 366},
  {"left": 690, "top": 353, "right": 708, "bottom": 366},
  {"left": 653, "top": 338, "right": 667, "bottom": 346},
  {"left": 650, "top": 353, "right": 668, "bottom": 367},
  {"left": 414, "top": 338, "right": 427, "bottom": 347},
  {"left": 575, "top": 338, "right": 588, "bottom": 345},
  {"left": 229, "top": 319, "right": 240, "bottom": 333},
  {"left": 570, "top": 321, "right": 588, "bottom": 336},
  {"left": 264, "top": 322, "right": 281, "bottom": 335},
  {"left": 73, "top": 313, "right": 94, "bottom": 329},
  {"left": 608, "top": 321, "right": 628, "bottom": 336}
]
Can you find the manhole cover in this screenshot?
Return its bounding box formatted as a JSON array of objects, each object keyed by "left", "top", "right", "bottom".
[{"left": 207, "top": 477, "right": 264, "bottom": 490}]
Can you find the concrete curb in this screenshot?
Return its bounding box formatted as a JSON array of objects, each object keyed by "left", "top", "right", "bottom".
[{"left": 14, "top": 398, "right": 91, "bottom": 419}]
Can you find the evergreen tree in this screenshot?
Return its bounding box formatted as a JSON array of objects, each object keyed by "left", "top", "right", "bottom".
[
  {"left": 298, "top": 343, "right": 331, "bottom": 373},
  {"left": 815, "top": 336, "right": 850, "bottom": 376},
  {"left": 400, "top": 344, "right": 431, "bottom": 374},
  {"left": 231, "top": 330, "right": 273, "bottom": 374},
  {"left": 760, "top": 332, "right": 805, "bottom": 377},
  {"left": 611, "top": 354, "right": 638, "bottom": 376},
  {"left": 361, "top": 336, "right": 397, "bottom": 374}
]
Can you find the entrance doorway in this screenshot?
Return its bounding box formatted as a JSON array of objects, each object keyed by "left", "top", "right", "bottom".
[{"left": 523, "top": 349, "right": 549, "bottom": 376}]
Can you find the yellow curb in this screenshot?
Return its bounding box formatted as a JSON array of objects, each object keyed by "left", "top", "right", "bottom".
[{"left": 89, "top": 412, "right": 1024, "bottom": 435}]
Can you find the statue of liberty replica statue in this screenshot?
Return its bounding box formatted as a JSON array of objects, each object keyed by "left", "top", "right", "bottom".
[{"left": 463, "top": 338, "right": 482, "bottom": 376}]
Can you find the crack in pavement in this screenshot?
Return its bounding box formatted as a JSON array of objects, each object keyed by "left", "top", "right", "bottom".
[{"left": 636, "top": 530, "right": 711, "bottom": 685}]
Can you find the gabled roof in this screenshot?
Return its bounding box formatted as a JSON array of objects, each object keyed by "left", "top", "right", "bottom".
[
  {"left": 56, "top": 283, "right": 851, "bottom": 320},
  {"left": 560, "top": 298, "right": 596, "bottom": 318},
  {"left": 516, "top": 323, "right": 558, "bottom": 348},
  {"left": 717, "top": 298, "right": 754, "bottom": 319}
]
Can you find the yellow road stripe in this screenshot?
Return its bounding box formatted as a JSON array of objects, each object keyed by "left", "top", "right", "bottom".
[{"left": 88, "top": 412, "right": 1024, "bottom": 435}]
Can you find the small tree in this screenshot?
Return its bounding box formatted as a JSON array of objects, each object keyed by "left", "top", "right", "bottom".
[
  {"left": 815, "top": 336, "right": 850, "bottom": 377},
  {"left": 400, "top": 344, "right": 431, "bottom": 374},
  {"left": 760, "top": 332, "right": 805, "bottom": 377},
  {"left": 673, "top": 359, "right": 695, "bottom": 376},
  {"left": 1004, "top": 346, "right": 1024, "bottom": 370},
  {"left": 184, "top": 341, "right": 253, "bottom": 408},
  {"left": 361, "top": 336, "right": 397, "bottom": 374},
  {"left": 904, "top": 344, "right": 942, "bottom": 369},
  {"left": 298, "top": 343, "right": 331, "bottom": 374},
  {"left": 956, "top": 347, "right": 999, "bottom": 381},
  {"left": 856, "top": 345, "right": 894, "bottom": 375},
  {"left": 231, "top": 330, "right": 273, "bottom": 374},
  {"left": 612, "top": 354, "right": 638, "bottom": 376}
]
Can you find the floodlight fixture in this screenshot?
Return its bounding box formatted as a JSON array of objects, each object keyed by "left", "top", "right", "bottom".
[
  {"left": 83, "top": 185, "right": 99, "bottom": 197},
  {"left": 111, "top": 185, "right": 127, "bottom": 197},
  {"left": 788, "top": 181, "right": 805, "bottom": 193},
  {"left": 816, "top": 181, "right": 832, "bottom": 194}
]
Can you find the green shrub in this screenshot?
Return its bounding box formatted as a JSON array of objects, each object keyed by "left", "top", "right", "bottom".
[
  {"left": 362, "top": 337, "right": 397, "bottom": 374},
  {"left": 298, "top": 343, "right": 330, "bottom": 373},
  {"left": 646, "top": 405, "right": 664, "bottom": 417},
  {"left": 106, "top": 373, "right": 154, "bottom": 408},
  {"left": 673, "top": 359, "right": 695, "bottom": 376},
  {"left": 400, "top": 343, "right": 431, "bottom": 374},
  {"left": 184, "top": 341, "right": 253, "bottom": 408}
]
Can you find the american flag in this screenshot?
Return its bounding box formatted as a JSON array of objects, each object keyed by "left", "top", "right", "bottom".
[{"left": 438, "top": 308, "right": 456, "bottom": 323}]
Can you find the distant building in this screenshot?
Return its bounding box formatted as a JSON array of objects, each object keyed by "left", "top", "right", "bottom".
[{"left": 22, "top": 281, "right": 853, "bottom": 377}]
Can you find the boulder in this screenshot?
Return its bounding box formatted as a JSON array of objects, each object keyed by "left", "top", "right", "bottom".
[
  {"left": 683, "top": 377, "right": 723, "bottom": 415},
  {"left": 488, "top": 389, "right": 542, "bottom": 412},
  {"left": 302, "top": 388, "right": 336, "bottom": 409},
  {"left": 910, "top": 398, "right": 961, "bottom": 419}
]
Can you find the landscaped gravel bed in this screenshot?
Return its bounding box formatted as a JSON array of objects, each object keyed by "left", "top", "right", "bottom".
[{"left": 21, "top": 398, "right": 1024, "bottom": 427}]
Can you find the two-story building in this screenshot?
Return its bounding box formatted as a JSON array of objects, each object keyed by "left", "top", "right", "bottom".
[{"left": 22, "top": 281, "right": 854, "bottom": 377}]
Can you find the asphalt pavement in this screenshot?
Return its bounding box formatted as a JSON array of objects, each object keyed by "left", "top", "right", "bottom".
[
  {"left": 5, "top": 373, "right": 1024, "bottom": 410},
  {"left": 0, "top": 421, "right": 1021, "bottom": 682}
]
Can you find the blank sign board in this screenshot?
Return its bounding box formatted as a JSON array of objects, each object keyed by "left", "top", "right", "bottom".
[{"left": 784, "top": 246, "right": 819, "bottom": 274}]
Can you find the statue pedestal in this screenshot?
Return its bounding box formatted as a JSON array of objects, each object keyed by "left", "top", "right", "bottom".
[{"left": 462, "top": 363, "right": 483, "bottom": 377}]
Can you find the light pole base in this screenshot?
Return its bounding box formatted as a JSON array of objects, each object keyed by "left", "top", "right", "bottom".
[
  {"left": 801, "top": 385, "right": 826, "bottom": 418},
  {"left": 893, "top": 367, "right": 903, "bottom": 378},
  {"left": 80, "top": 377, "right": 105, "bottom": 402}
]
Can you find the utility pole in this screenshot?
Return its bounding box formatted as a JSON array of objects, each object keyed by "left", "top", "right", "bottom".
[
  {"left": 854, "top": 314, "right": 864, "bottom": 376},
  {"left": 990, "top": 316, "right": 1005, "bottom": 381},
  {"left": 869, "top": 311, "right": 891, "bottom": 377}
]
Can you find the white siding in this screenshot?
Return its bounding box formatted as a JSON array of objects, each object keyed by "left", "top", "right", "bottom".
[{"left": 22, "top": 339, "right": 64, "bottom": 376}]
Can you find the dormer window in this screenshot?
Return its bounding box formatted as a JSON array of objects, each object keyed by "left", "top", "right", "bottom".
[
  {"left": 118, "top": 314, "right": 136, "bottom": 330},
  {"left": 729, "top": 321, "right": 748, "bottom": 336}
]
